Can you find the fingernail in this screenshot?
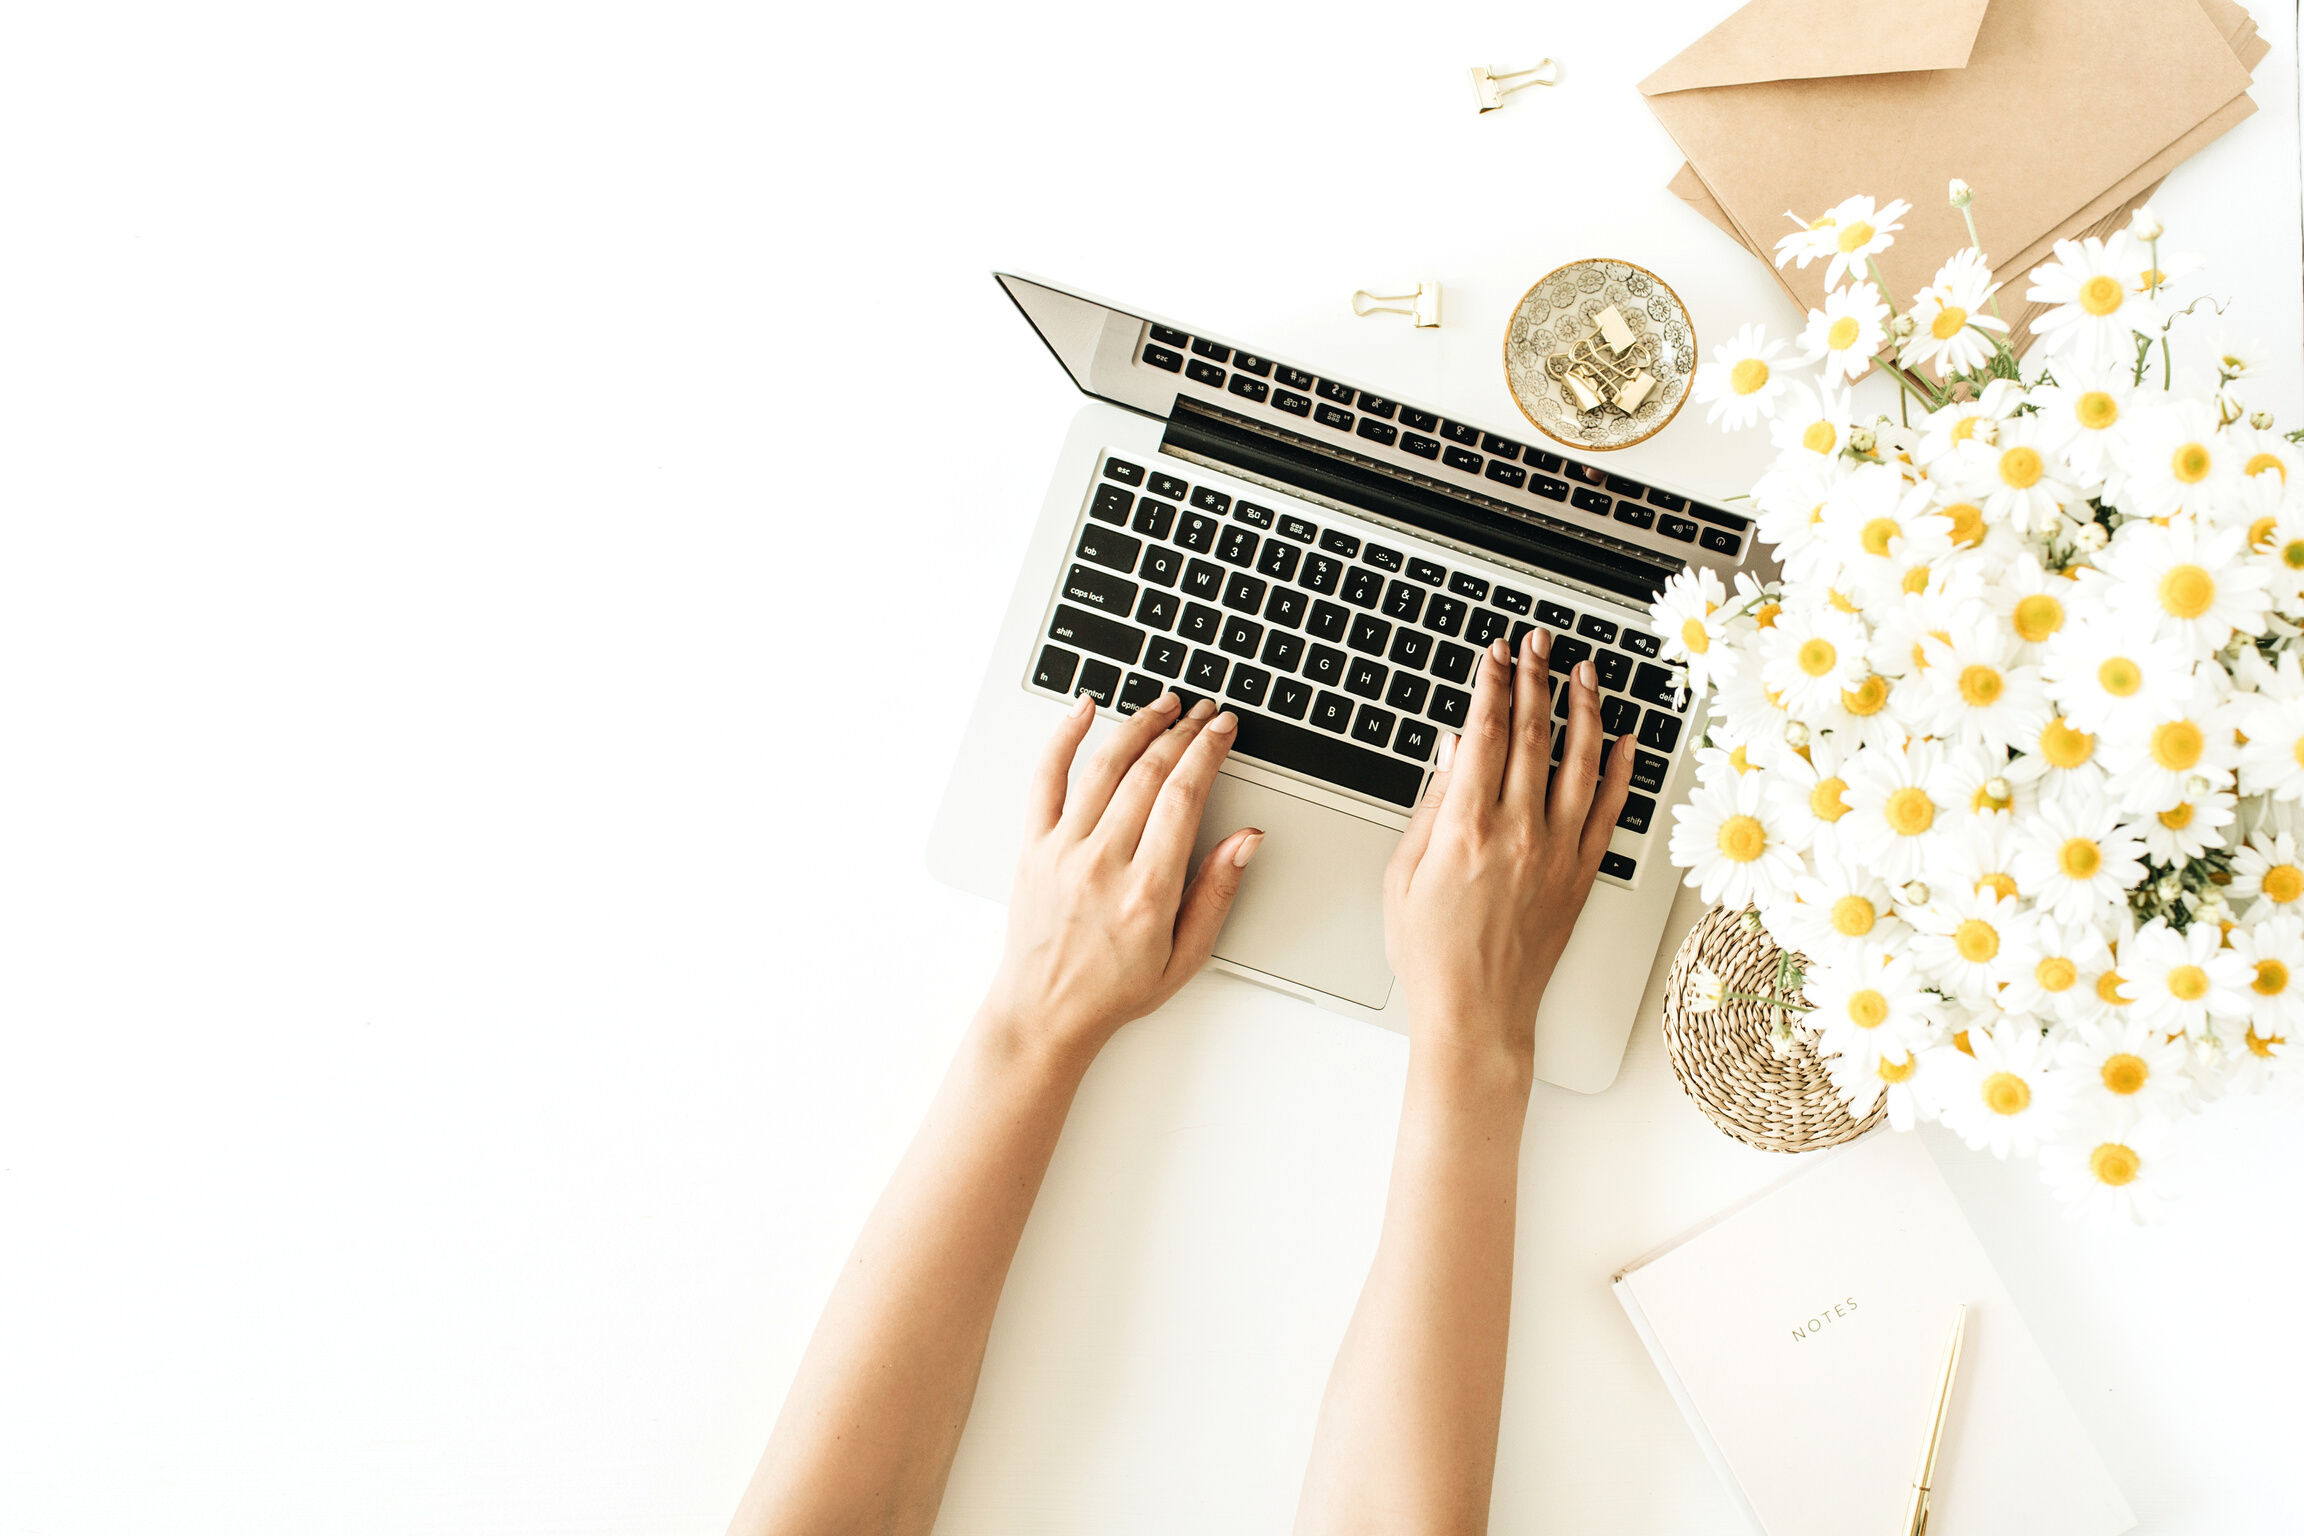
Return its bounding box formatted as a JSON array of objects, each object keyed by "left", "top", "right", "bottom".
[
  {"left": 1436, "top": 730, "right": 1457, "bottom": 771},
  {"left": 1151, "top": 690, "right": 1180, "bottom": 714},
  {"left": 1537, "top": 627, "right": 1553, "bottom": 660},
  {"left": 1490, "top": 638, "right": 1510, "bottom": 665},
  {"left": 1232, "top": 829, "right": 1265, "bottom": 868},
  {"left": 1208, "top": 710, "right": 1238, "bottom": 735},
  {"left": 1577, "top": 660, "right": 1595, "bottom": 688},
  {"left": 1071, "top": 692, "right": 1095, "bottom": 717},
  {"left": 1188, "top": 699, "right": 1216, "bottom": 720}
]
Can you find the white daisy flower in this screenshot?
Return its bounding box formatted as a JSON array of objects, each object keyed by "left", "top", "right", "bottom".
[
  {"left": 1667, "top": 764, "right": 1803, "bottom": 909},
  {"left": 1798, "top": 282, "right": 1890, "bottom": 387},
  {"left": 2039, "top": 1116, "right": 2174, "bottom": 1226},
  {"left": 1770, "top": 854, "right": 1909, "bottom": 965},
  {"left": 1772, "top": 209, "right": 1846, "bottom": 271},
  {"left": 1901, "top": 248, "right": 2010, "bottom": 378},
  {"left": 1865, "top": 575, "right": 1989, "bottom": 681},
  {"left": 1937, "top": 1018, "right": 2072, "bottom": 1158},
  {"left": 1712, "top": 666, "right": 1799, "bottom": 765},
  {"left": 1947, "top": 413, "right": 2079, "bottom": 534},
  {"left": 2115, "top": 399, "right": 2240, "bottom": 522},
  {"left": 2226, "top": 910, "right": 2304, "bottom": 1041},
  {"left": 1998, "top": 914, "right": 2114, "bottom": 1021},
  {"left": 2003, "top": 713, "right": 2107, "bottom": 800},
  {"left": 2027, "top": 363, "right": 2145, "bottom": 497},
  {"left": 1804, "top": 943, "right": 1936, "bottom": 1072},
  {"left": 2053, "top": 1012, "right": 2195, "bottom": 1125},
  {"left": 1913, "top": 378, "right": 2025, "bottom": 470},
  {"left": 1805, "top": 194, "right": 1912, "bottom": 290},
  {"left": 1985, "top": 555, "right": 2079, "bottom": 660},
  {"left": 1759, "top": 605, "right": 1870, "bottom": 716},
  {"left": 2119, "top": 788, "right": 2235, "bottom": 864},
  {"left": 1911, "top": 883, "right": 2037, "bottom": 1002},
  {"left": 1821, "top": 464, "right": 1952, "bottom": 602},
  {"left": 2095, "top": 513, "right": 2268, "bottom": 657},
  {"left": 2236, "top": 652, "right": 2304, "bottom": 801},
  {"left": 2224, "top": 477, "right": 2304, "bottom": 610},
  {"left": 2008, "top": 787, "right": 2147, "bottom": 925},
  {"left": 1766, "top": 380, "right": 1859, "bottom": 464},
  {"left": 2039, "top": 617, "right": 2191, "bottom": 735},
  {"left": 2026, "top": 229, "right": 2167, "bottom": 369},
  {"left": 2099, "top": 672, "right": 2238, "bottom": 813},
  {"left": 1939, "top": 810, "right": 2027, "bottom": 907},
  {"left": 2222, "top": 424, "right": 2303, "bottom": 495},
  {"left": 1930, "top": 740, "right": 2032, "bottom": 821},
  {"left": 1764, "top": 736, "right": 1858, "bottom": 861},
  {"left": 1753, "top": 458, "right": 1851, "bottom": 589},
  {"left": 1692, "top": 322, "right": 1794, "bottom": 430},
  {"left": 1829, "top": 1038, "right": 1948, "bottom": 1129},
  {"left": 1840, "top": 735, "right": 1960, "bottom": 884},
  {"left": 1651, "top": 565, "right": 1735, "bottom": 698},
  {"left": 1915, "top": 621, "right": 2049, "bottom": 751},
  {"left": 1808, "top": 667, "right": 1908, "bottom": 755},
  {"left": 2117, "top": 917, "right": 2251, "bottom": 1041},
  {"left": 2228, "top": 831, "right": 2304, "bottom": 918}
]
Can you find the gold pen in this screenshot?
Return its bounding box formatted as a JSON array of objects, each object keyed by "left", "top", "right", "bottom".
[{"left": 1901, "top": 1304, "right": 1967, "bottom": 1536}]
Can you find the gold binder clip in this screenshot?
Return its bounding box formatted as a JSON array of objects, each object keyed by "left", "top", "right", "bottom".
[
  {"left": 1547, "top": 304, "right": 1659, "bottom": 416},
  {"left": 1469, "top": 60, "right": 1557, "bottom": 114},
  {"left": 1352, "top": 282, "right": 1441, "bottom": 328}
]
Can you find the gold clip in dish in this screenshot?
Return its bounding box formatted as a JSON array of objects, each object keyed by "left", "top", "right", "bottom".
[
  {"left": 1352, "top": 281, "right": 1441, "bottom": 328},
  {"left": 1546, "top": 304, "right": 1659, "bottom": 417},
  {"left": 1469, "top": 60, "right": 1557, "bottom": 114}
]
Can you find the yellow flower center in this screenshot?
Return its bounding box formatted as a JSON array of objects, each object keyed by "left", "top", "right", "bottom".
[
  {"left": 1977, "top": 871, "right": 2019, "bottom": 902},
  {"left": 1998, "top": 447, "right": 2044, "bottom": 489},
  {"left": 1827, "top": 587, "right": 1860, "bottom": 613},
  {"left": 2249, "top": 515, "right": 2279, "bottom": 550},
  {"left": 1901, "top": 566, "right": 1931, "bottom": 595},
  {"left": 2058, "top": 837, "right": 2102, "bottom": 879},
  {"left": 2149, "top": 719, "right": 2204, "bottom": 771},
  {"left": 1810, "top": 777, "right": 1850, "bottom": 822},
  {"left": 1842, "top": 675, "right": 1891, "bottom": 716},
  {"left": 1729, "top": 744, "right": 1755, "bottom": 774},
  {"left": 2264, "top": 864, "right": 2304, "bottom": 903},
  {"left": 1884, "top": 787, "right": 1936, "bottom": 837},
  {"left": 1731, "top": 358, "right": 1771, "bottom": 395},
  {"left": 2089, "top": 1143, "right": 2141, "bottom": 1186},
  {"left": 1876, "top": 1054, "right": 1918, "bottom": 1083},
  {"left": 1827, "top": 315, "right": 1861, "bottom": 351},
  {"left": 1716, "top": 814, "right": 1767, "bottom": 863},
  {"left": 2158, "top": 801, "right": 2195, "bottom": 829},
  {"left": 2246, "top": 1026, "right": 2283, "bottom": 1057},
  {"left": 1951, "top": 416, "right": 1982, "bottom": 445},
  {"left": 2158, "top": 563, "right": 2215, "bottom": 618},
  {"left": 2075, "top": 390, "right": 2118, "bottom": 430},
  {"left": 2285, "top": 540, "right": 2304, "bottom": 572},
  {"left": 2036, "top": 956, "right": 2078, "bottom": 993},
  {"left": 1859, "top": 517, "right": 1899, "bottom": 557},
  {"left": 1944, "top": 502, "right": 1985, "bottom": 547},
  {"left": 1754, "top": 601, "right": 1782, "bottom": 628},
  {"left": 2293, "top": 736, "right": 2304, "bottom": 771},
  {"left": 1837, "top": 220, "right": 1875, "bottom": 253},
  {"left": 2012, "top": 592, "right": 2063, "bottom": 642},
  {"left": 1846, "top": 989, "right": 1889, "bottom": 1028},
  {"left": 2098, "top": 969, "right": 2129, "bottom": 1005},
  {"left": 2079, "top": 274, "right": 2124, "bottom": 315},
  {"left": 1681, "top": 616, "right": 1710, "bottom": 654},
  {"left": 1930, "top": 305, "right": 1968, "bottom": 341},
  {"left": 1958, "top": 664, "right": 2004, "bottom": 707},
  {"left": 2171, "top": 442, "right": 2213, "bottom": 485},
  {"left": 1798, "top": 637, "right": 1838, "bottom": 676},
  {"left": 1831, "top": 895, "right": 1877, "bottom": 936},
  {"left": 2165, "top": 964, "right": 2209, "bottom": 1001},
  {"left": 2254, "top": 959, "right": 2289, "bottom": 996},
  {"left": 1982, "top": 1071, "right": 2032, "bottom": 1115},
  {"left": 2101, "top": 1053, "right": 2149, "bottom": 1094},
  {"left": 1954, "top": 918, "right": 2000, "bottom": 963},
  {"left": 1801, "top": 420, "right": 1836, "bottom": 454},
  {"left": 2040, "top": 718, "right": 2093, "bottom": 769},
  {"left": 2097, "top": 656, "right": 2142, "bottom": 697},
  {"left": 2246, "top": 452, "right": 2287, "bottom": 480}
]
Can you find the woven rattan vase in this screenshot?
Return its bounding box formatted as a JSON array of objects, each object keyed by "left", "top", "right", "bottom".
[{"left": 1660, "top": 905, "right": 1884, "bottom": 1154}]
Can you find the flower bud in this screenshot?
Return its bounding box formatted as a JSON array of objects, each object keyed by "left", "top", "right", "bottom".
[
  {"left": 1784, "top": 719, "right": 1810, "bottom": 748},
  {"left": 2221, "top": 351, "right": 2253, "bottom": 379},
  {"left": 2129, "top": 204, "right": 2164, "bottom": 241},
  {"left": 2076, "top": 522, "right": 2109, "bottom": 551},
  {"left": 2186, "top": 774, "right": 2215, "bottom": 798},
  {"left": 1971, "top": 417, "right": 1999, "bottom": 446},
  {"left": 1900, "top": 881, "right": 1931, "bottom": 906},
  {"left": 2216, "top": 389, "right": 2245, "bottom": 427},
  {"left": 2251, "top": 409, "right": 2277, "bottom": 431},
  {"left": 1948, "top": 178, "right": 1973, "bottom": 209},
  {"left": 1982, "top": 777, "right": 2011, "bottom": 806},
  {"left": 1888, "top": 312, "right": 1917, "bottom": 342},
  {"left": 1847, "top": 426, "right": 1877, "bottom": 454}
]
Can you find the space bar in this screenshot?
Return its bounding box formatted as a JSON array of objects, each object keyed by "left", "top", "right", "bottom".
[{"left": 1229, "top": 711, "right": 1423, "bottom": 808}]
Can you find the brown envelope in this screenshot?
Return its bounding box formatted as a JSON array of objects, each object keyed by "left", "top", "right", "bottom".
[{"left": 1642, "top": 0, "right": 2263, "bottom": 355}]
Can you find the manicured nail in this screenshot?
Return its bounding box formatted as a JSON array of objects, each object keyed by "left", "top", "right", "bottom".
[
  {"left": 1208, "top": 710, "right": 1238, "bottom": 735},
  {"left": 1188, "top": 698, "right": 1217, "bottom": 720},
  {"left": 1150, "top": 690, "right": 1180, "bottom": 714},
  {"left": 1536, "top": 627, "right": 1553, "bottom": 661},
  {"left": 1490, "top": 638, "right": 1510, "bottom": 665},
  {"left": 1576, "top": 660, "right": 1595, "bottom": 689},
  {"left": 1436, "top": 730, "right": 1457, "bottom": 771},
  {"left": 1232, "top": 829, "right": 1265, "bottom": 868},
  {"left": 1071, "top": 692, "right": 1095, "bottom": 717}
]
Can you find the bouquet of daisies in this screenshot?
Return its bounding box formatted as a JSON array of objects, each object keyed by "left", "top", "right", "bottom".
[{"left": 1657, "top": 183, "right": 2304, "bottom": 1226}]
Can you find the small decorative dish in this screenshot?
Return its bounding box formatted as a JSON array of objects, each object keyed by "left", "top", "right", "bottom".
[{"left": 1503, "top": 257, "right": 1695, "bottom": 452}]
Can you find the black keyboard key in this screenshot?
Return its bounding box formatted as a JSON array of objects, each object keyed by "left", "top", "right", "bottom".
[
  {"left": 1316, "top": 379, "right": 1355, "bottom": 404},
  {"left": 1064, "top": 561, "right": 1137, "bottom": 615},
  {"left": 1637, "top": 710, "right": 1683, "bottom": 753},
  {"left": 1357, "top": 418, "right": 1398, "bottom": 447},
  {"left": 1578, "top": 615, "right": 1619, "bottom": 644},
  {"left": 1135, "top": 590, "right": 1179, "bottom": 631},
  {"left": 1614, "top": 501, "right": 1656, "bottom": 531},
  {"left": 1486, "top": 461, "right": 1527, "bottom": 490},
  {"left": 1571, "top": 486, "right": 1613, "bottom": 518},
  {"left": 1480, "top": 433, "right": 1522, "bottom": 458},
  {"left": 1620, "top": 628, "right": 1659, "bottom": 659},
  {"left": 1401, "top": 432, "right": 1440, "bottom": 460},
  {"left": 1277, "top": 513, "right": 1316, "bottom": 544},
  {"left": 1262, "top": 630, "right": 1306, "bottom": 672},
  {"left": 1631, "top": 749, "right": 1669, "bottom": 794},
  {"left": 1176, "top": 512, "right": 1219, "bottom": 553},
  {"left": 1658, "top": 514, "right": 1698, "bottom": 542},
  {"left": 1693, "top": 503, "right": 1751, "bottom": 531},
  {"left": 1309, "top": 690, "right": 1354, "bottom": 732},
  {"left": 1440, "top": 419, "right": 1482, "bottom": 445},
  {"left": 1143, "top": 343, "right": 1183, "bottom": 372},
  {"left": 1234, "top": 501, "right": 1275, "bottom": 529},
  {"left": 1431, "top": 641, "right": 1475, "bottom": 684},
  {"left": 1345, "top": 657, "right": 1389, "bottom": 699},
  {"left": 1048, "top": 604, "right": 1146, "bottom": 666},
  {"left": 1076, "top": 658, "right": 1121, "bottom": 706},
  {"left": 1382, "top": 580, "right": 1426, "bottom": 623},
  {"left": 1139, "top": 545, "right": 1182, "bottom": 588},
  {"left": 1386, "top": 673, "right": 1430, "bottom": 713},
  {"left": 1443, "top": 446, "right": 1484, "bottom": 475},
  {"left": 1466, "top": 607, "right": 1509, "bottom": 648},
  {"left": 1568, "top": 462, "right": 1606, "bottom": 486},
  {"left": 1537, "top": 600, "right": 1575, "bottom": 629},
  {"left": 1189, "top": 338, "right": 1231, "bottom": 363},
  {"left": 1219, "top": 614, "right": 1264, "bottom": 658},
  {"left": 1308, "top": 601, "right": 1350, "bottom": 642},
  {"left": 1182, "top": 559, "right": 1226, "bottom": 602},
  {"left": 1226, "top": 664, "right": 1272, "bottom": 708},
  {"left": 1347, "top": 613, "right": 1392, "bottom": 655},
  {"left": 1406, "top": 558, "right": 1444, "bottom": 586},
  {"left": 1554, "top": 681, "right": 1572, "bottom": 720},
  {"left": 1616, "top": 792, "right": 1657, "bottom": 835},
  {"left": 1270, "top": 676, "right": 1314, "bottom": 719},
  {"left": 1149, "top": 324, "right": 1189, "bottom": 346},
  {"left": 1491, "top": 586, "right": 1531, "bottom": 616},
  {"left": 1185, "top": 649, "right": 1229, "bottom": 692},
  {"left": 1091, "top": 484, "right": 1133, "bottom": 524},
  {"left": 1529, "top": 449, "right": 1565, "bottom": 472},
  {"left": 1193, "top": 487, "right": 1233, "bottom": 517},
  {"left": 1218, "top": 526, "right": 1259, "bottom": 567},
  {"left": 1131, "top": 497, "right": 1176, "bottom": 540},
  {"left": 1358, "top": 395, "right": 1398, "bottom": 419},
  {"left": 1394, "top": 718, "right": 1438, "bottom": 762},
  {"left": 1397, "top": 406, "right": 1435, "bottom": 431},
  {"left": 1299, "top": 554, "right": 1343, "bottom": 595},
  {"left": 1595, "top": 648, "right": 1632, "bottom": 692},
  {"left": 1630, "top": 662, "right": 1684, "bottom": 709},
  {"left": 1257, "top": 541, "right": 1301, "bottom": 582},
  {"left": 1646, "top": 487, "right": 1687, "bottom": 511},
  {"left": 1075, "top": 526, "right": 1141, "bottom": 575},
  {"left": 1351, "top": 704, "right": 1397, "bottom": 749},
  {"left": 1428, "top": 686, "right": 1471, "bottom": 728},
  {"left": 1509, "top": 621, "right": 1535, "bottom": 653},
  {"left": 1423, "top": 596, "right": 1467, "bottom": 637},
  {"left": 1551, "top": 636, "right": 1591, "bottom": 671},
  {"left": 1320, "top": 529, "right": 1362, "bottom": 558},
  {"left": 1529, "top": 473, "right": 1569, "bottom": 503},
  {"left": 1227, "top": 374, "right": 1269, "bottom": 405},
  {"left": 1186, "top": 359, "right": 1226, "bottom": 388},
  {"left": 1265, "top": 588, "right": 1307, "bottom": 628},
  {"left": 1103, "top": 459, "right": 1145, "bottom": 487},
  {"left": 1389, "top": 628, "right": 1433, "bottom": 670},
  {"left": 1231, "top": 352, "right": 1273, "bottom": 378},
  {"left": 1448, "top": 572, "right": 1490, "bottom": 600},
  {"left": 1274, "top": 389, "right": 1312, "bottom": 418},
  {"left": 1118, "top": 671, "right": 1166, "bottom": 714},
  {"left": 1034, "top": 644, "right": 1080, "bottom": 693},
  {"left": 1604, "top": 473, "right": 1645, "bottom": 498},
  {"left": 1700, "top": 527, "right": 1742, "bottom": 555},
  {"left": 1148, "top": 471, "right": 1189, "bottom": 500},
  {"left": 1363, "top": 545, "right": 1403, "bottom": 573},
  {"left": 1600, "top": 851, "right": 1637, "bottom": 880},
  {"left": 1179, "top": 602, "right": 1222, "bottom": 645},
  {"left": 1343, "top": 567, "right": 1385, "bottom": 609},
  {"left": 1143, "top": 634, "right": 1188, "bottom": 678},
  {"left": 1304, "top": 644, "right": 1348, "bottom": 689},
  {"left": 1234, "top": 707, "right": 1421, "bottom": 806},
  {"left": 1315, "top": 403, "right": 1354, "bottom": 432},
  {"left": 1601, "top": 695, "right": 1640, "bottom": 736},
  {"left": 1276, "top": 364, "right": 1314, "bottom": 389}
]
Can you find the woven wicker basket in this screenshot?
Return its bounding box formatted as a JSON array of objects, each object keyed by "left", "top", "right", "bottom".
[{"left": 1660, "top": 905, "right": 1884, "bottom": 1154}]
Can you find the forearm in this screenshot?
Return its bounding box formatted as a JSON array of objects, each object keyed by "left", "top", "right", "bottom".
[
  {"left": 730, "top": 1008, "right": 1090, "bottom": 1536},
  {"left": 1294, "top": 1032, "right": 1534, "bottom": 1536}
]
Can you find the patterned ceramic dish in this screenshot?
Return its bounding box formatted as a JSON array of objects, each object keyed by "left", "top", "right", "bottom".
[{"left": 1503, "top": 257, "right": 1695, "bottom": 452}]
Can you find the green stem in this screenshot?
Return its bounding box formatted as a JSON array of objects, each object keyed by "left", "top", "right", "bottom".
[
  {"left": 1866, "top": 255, "right": 1901, "bottom": 316},
  {"left": 1959, "top": 203, "right": 2006, "bottom": 321}
]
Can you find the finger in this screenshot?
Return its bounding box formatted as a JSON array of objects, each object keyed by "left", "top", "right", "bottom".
[
  {"left": 1164, "top": 827, "right": 1265, "bottom": 987},
  {"left": 1579, "top": 732, "right": 1639, "bottom": 868},
  {"left": 1025, "top": 692, "right": 1098, "bottom": 836},
  {"left": 1094, "top": 691, "right": 1210, "bottom": 856},
  {"left": 1502, "top": 625, "right": 1555, "bottom": 812},
  {"left": 1443, "top": 638, "right": 1515, "bottom": 819},
  {"left": 1385, "top": 733, "right": 1455, "bottom": 901},
  {"left": 1546, "top": 659, "right": 1605, "bottom": 835},
  {"left": 1135, "top": 707, "right": 1241, "bottom": 902},
  {"left": 1056, "top": 691, "right": 1193, "bottom": 841}
]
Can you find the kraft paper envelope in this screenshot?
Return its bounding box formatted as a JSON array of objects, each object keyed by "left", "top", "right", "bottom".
[{"left": 1642, "top": 0, "right": 2264, "bottom": 354}]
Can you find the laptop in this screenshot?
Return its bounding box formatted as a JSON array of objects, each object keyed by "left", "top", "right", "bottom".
[{"left": 927, "top": 274, "right": 1749, "bottom": 1092}]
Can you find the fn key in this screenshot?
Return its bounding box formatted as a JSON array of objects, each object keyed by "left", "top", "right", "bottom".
[{"left": 1599, "top": 851, "right": 1637, "bottom": 881}]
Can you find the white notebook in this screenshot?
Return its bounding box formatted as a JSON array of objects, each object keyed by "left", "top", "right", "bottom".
[{"left": 1612, "top": 1130, "right": 2134, "bottom": 1536}]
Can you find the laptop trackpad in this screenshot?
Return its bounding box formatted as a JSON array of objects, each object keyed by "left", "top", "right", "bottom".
[{"left": 1189, "top": 772, "right": 1400, "bottom": 1009}]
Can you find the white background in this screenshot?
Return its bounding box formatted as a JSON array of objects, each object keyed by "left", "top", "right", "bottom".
[{"left": 3, "top": 3, "right": 2301, "bottom": 1532}]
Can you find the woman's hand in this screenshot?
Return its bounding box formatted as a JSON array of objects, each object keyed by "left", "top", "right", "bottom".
[
  {"left": 980, "top": 692, "right": 1263, "bottom": 1069},
  {"left": 1382, "top": 629, "right": 1636, "bottom": 1062}
]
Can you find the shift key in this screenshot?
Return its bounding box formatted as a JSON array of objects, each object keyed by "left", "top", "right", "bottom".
[
  {"left": 1048, "top": 603, "right": 1146, "bottom": 666},
  {"left": 1063, "top": 563, "right": 1138, "bottom": 616}
]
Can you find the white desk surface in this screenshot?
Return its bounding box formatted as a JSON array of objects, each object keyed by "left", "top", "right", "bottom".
[{"left": 3, "top": 4, "right": 2301, "bottom": 1532}]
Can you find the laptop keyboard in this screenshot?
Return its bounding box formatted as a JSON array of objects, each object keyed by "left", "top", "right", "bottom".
[{"left": 1027, "top": 451, "right": 1693, "bottom": 887}]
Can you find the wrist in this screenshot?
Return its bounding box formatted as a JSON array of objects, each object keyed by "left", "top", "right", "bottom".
[{"left": 966, "top": 995, "right": 1104, "bottom": 1092}]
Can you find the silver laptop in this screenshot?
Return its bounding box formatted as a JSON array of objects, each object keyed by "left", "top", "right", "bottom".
[{"left": 927, "top": 275, "right": 1747, "bottom": 1092}]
